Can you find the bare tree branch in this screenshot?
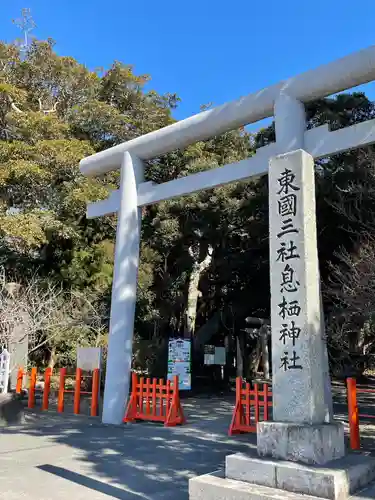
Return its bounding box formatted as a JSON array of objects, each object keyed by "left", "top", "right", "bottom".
[
  {"left": 8, "top": 96, "right": 23, "bottom": 113},
  {"left": 38, "top": 97, "right": 58, "bottom": 114}
]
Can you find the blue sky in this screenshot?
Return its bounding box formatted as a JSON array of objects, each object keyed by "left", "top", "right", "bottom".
[{"left": 1, "top": 1, "right": 375, "bottom": 128}]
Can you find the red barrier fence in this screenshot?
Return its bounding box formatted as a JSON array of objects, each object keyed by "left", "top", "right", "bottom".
[
  {"left": 57, "top": 367, "right": 66, "bottom": 413},
  {"left": 229, "top": 377, "right": 272, "bottom": 435},
  {"left": 17, "top": 367, "right": 100, "bottom": 417},
  {"left": 42, "top": 367, "right": 52, "bottom": 410},
  {"left": 347, "top": 377, "right": 375, "bottom": 450},
  {"left": 58, "top": 367, "right": 100, "bottom": 417},
  {"left": 16, "top": 367, "right": 24, "bottom": 394},
  {"left": 27, "top": 367, "right": 37, "bottom": 409},
  {"left": 26, "top": 367, "right": 52, "bottom": 410},
  {"left": 124, "top": 373, "right": 185, "bottom": 427}
]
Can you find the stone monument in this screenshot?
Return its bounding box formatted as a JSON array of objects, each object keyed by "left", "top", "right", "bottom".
[
  {"left": 189, "top": 134, "right": 375, "bottom": 499},
  {"left": 260, "top": 149, "right": 341, "bottom": 460},
  {"left": 8, "top": 322, "right": 29, "bottom": 391},
  {"left": 1, "top": 282, "right": 30, "bottom": 391}
]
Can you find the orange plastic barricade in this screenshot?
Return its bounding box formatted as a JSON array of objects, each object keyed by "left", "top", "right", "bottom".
[
  {"left": 16, "top": 367, "right": 24, "bottom": 394},
  {"left": 347, "top": 378, "right": 360, "bottom": 450},
  {"left": 27, "top": 367, "right": 37, "bottom": 409},
  {"left": 124, "top": 373, "right": 185, "bottom": 427},
  {"left": 58, "top": 367, "right": 100, "bottom": 417},
  {"left": 229, "top": 377, "right": 272, "bottom": 435},
  {"left": 91, "top": 368, "right": 100, "bottom": 417},
  {"left": 42, "top": 367, "right": 52, "bottom": 411},
  {"left": 57, "top": 368, "right": 66, "bottom": 413},
  {"left": 27, "top": 368, "right": 52, "bottom": 410},
  {"left": 74, "top": 368, "right": 82, "bottom": 415},
  {"left": 23, "top": 366, "right": 99, "bottom": 416},
  {"left": 346, "top": 377, "right": 375, "bottom": 450}
]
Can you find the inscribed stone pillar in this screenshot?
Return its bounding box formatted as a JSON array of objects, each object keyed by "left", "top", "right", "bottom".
[
  {"left": 9, "top": 323, "right": 29, "bottom": 391},
  {"left": 269, "top": 149, "right": 327, "bottom": 424},
  {"left": 258, "top": 149, "right": 344, "bottom": 465}
]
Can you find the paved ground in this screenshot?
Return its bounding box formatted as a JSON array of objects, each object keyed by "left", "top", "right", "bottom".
[
  {"left": 1, "top": 389, "right": 375, "bottom": 499},
  {"left": 0, "top": 397, "right": 256, "bottom": 499}
]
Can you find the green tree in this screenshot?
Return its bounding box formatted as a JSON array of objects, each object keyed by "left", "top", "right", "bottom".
[{"left": 0, "top": 28, "right": 180, "bottom": 366}]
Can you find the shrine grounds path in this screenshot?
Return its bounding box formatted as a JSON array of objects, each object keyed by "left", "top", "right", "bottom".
[{"left": 1, "top": 383, "right": 375, "bottom": 500}]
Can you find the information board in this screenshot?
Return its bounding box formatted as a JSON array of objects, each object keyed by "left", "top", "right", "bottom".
[
  {"left": 214, "top": 346, "right": 226, "bottom": 365},
  {"left": 167, "top": 338, "right": 191, "bottom": 390},
  {"left": 77, "top": 347, "right": 102, "bottom": 371},
  {"left": 204, "top": 345, "right": 215, "bottom": 365},
  {"left": 204, "top": 345, "right": 226, "bottom": 365}
]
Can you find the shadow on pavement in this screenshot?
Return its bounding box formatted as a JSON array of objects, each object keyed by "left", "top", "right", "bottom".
[
  {"left": 38, "top": 464, "right": 144, "bottom": 500},
  {"left": 1, "top": 397, "right": 255, "bottom": 499}
]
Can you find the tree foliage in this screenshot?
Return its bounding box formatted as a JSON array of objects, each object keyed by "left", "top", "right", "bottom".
[{"left": 2, "top": 14, "right": 375, "bottom": 377}]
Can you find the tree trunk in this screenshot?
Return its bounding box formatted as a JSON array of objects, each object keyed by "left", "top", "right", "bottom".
[
  {"left": 249, "top": 338, "right": 261, "bottom": 378},
  {"left": 48, "top": 347, "right": 56, "bottom": 370},
  {"left": 260, "top": 327, "right": 270, "bottom": 379},
  {"left": 236, "top": 331, "right": 245, "bottom": 378},
  {"left": 184, "top": 244, "right": 213, "bottom": 338},
  {"left": 223, "top": 334, "right": 231, "bottom": 385}
]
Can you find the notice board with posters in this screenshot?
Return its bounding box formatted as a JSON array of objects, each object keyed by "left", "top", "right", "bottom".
[{"left": 167, "top": 338, "right": 191, "bottom": 390}]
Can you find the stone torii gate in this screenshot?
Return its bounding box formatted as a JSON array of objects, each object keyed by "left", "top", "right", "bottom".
[{"left": 80, "top": 46, "right": 375, "bottom": 435}]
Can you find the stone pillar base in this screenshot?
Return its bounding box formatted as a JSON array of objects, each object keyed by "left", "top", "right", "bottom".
[
  {"left": 189, "top": 450, "right": 375, "bottom": 500},
  {"left": 257, "top": 421, "right": 345, "bottom": 465}
]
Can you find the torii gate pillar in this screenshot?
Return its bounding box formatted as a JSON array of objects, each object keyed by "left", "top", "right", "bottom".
[{"left": 101, "top": 152, "right": 144, "bottom": 425}]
